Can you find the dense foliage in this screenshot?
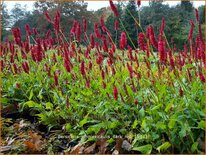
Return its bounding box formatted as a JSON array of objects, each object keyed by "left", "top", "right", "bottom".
[{"left": 1, "top": 0, "right": 205, "bottom": 154}]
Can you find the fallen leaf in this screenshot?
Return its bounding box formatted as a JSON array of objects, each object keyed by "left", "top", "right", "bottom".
[
  {"left": 96, "top": 138, "right": 108, "bottom": 154},
  {"left": 84, "top": 143, "right": 96, "bottom": 153},
  {"left": 71, "top": 144, "right": 83, "bottom": 154},
  {"left": 95, "top": 128, "right": 108, "bottom": 153},
  {"left": 115, "top": 138, "right": 123, "bottom": 153},
  {"left": 24, "top": 141, "right": 37, "bottom": 151},
  {"left": 24, "top": 131, "right": 43, "bottom": 152}
]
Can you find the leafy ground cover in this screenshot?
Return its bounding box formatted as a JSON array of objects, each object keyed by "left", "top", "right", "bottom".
[{"left": 1, "top": 0, "right": 205, "bottom": 154}]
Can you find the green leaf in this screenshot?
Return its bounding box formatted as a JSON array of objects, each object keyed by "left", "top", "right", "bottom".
[
  {"left": 37, "top": 88, "right": 43, "bottom": 100},
  {"left": 132, "top": 144, "right": 152, "bottom": 154},
  {"left": 157, "top": 142, "right": 171, "bottom": 153},
  {"left": 29, "top": 89, "right": 33, "bottom": 100},
  {"left": 0, "top": 98, "right": 9, "bottom": 106},
  {"left": 45, "top": 102, "right": 53, "bottom": 110},
  {"left": 132, "top": 119, "right": 138, "bottom": 129},
  {"left": 197, "top": 120, "right": 205, "bottom": 129},
  {"left": 156, "top": 122, "right": 166, "bottom": 130},
  {"left": 80, "top": 117, "right": 88, "bottom": 127},
  {"left": 141, "top": 119, "right": 149, "bottom": 132},
  {"left": 151, "top": 104, "right": 162, "bottom": 111},
  {"left": 108, "top": 120, "right": 119, "bottom": 129},
  {"left": 191, "top": 142, "right": 198, "bottom": 153},
  {"left": 139, "top": 107, "right": 145, "bottom": 118},
  {"left": 179, "top": 126, "right": 186, "bottom": 138},
  {"left": 168, "top": 119, "right": 176, "bottom": 129},
  {"left": 165, "top": 99, "right": 174, "bottom": 112},
  {"left": 65, "top": 123, "right": 71, "bottom": 131}
]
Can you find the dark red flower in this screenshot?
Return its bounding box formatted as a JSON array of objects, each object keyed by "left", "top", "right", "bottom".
[
  {"left": 54, "top": 73, "right": 58, "bottom": 86},
  {"left": 94, "top": 23, "right": 101, "bottom": 38},
  {"left": 66, "top": 97, "right": 69, "bottom": 108},
  {"left": 188, "top": 20, "right": 195, "bottom": 41},
  {"left": 179, "top": 87, "right": 183, "bottom": 97},
  {"left": 147, "top": 26, "right": 158, "bottom": 49},
  {"left": 44, "top": 11, "right": 52, "bottom": 22},
  {"left": 25, "top": 24, "right": 32, "bottom": 36},
  {"left": 64, "top": 59, "right": 71, "bottom": 72},
  {"left": 86, "top": 77, "right": 90, "bottom": 88},
  {"left": 160, "top": 18, "right": 165, "bottom": 35},
  {"left": 120, "top": 32, "right": 127, "bottom": 49},
  {"left": 195, "top": 8, "right": 199, "bottom": 22},
  {"left": 46, "top": 29, "right": 51, "bottom": 39},
  {"left": 70, "top": 20, "right": 77, "bottom": 35},
  {"left": 13, "top": 63, "right": 18, "bottom": 74},
  {"left": 115, "top": 19, "right": 118, "bottom": 31},
  {"left": 76, "top": 22, "right": 81, "bottom": 42},
  {"left": 33, "top": 28, "right": 38, "bottom": 35},
  {"left": 127, "top": 63, "right": 133, "bottom": 78},
  {"left": 80, "top": 60, "right": 86, "bottom": 77},
  {"left": 102, "top": 81, "right": 106, "bottom": 89},
  {"left": 83, "top": 17, "right": 87, "bottom": 32},
  {"left": 22, "top": 62, "right": 29, "bottom": 73},
  {"left": 100, "top": 16, "right": 105, "bottom": 27},
  {"left": 16, "top": 83, "right": 21, "bottom": 89},
  {"left": 102, "top": 35, "right": 108, "bottom": 52},
  {"left": 113, "top": 85, "right": 118, "bottom": 100},
  {"left": 158, "top": 41, "right": 166, "bottom": 63},
  {"left": 90, "top": 34, "right": 95, "bottom": 49},
  {"left": 137, "top": 0, "right": 141, "bottom": 7},
  {"left": 109, "top": 0, "right": 119, "bottom": 18},
  {"left": 96, "top": 53, "right": 104, "bottom": 65},
  {"left": 54, "top": 10, "right": 60, "bottom": 33},
  {"left": 138, "top": 32, "right": 146, "bottom": 51},
  {"left": 101, "top": 70, "right": 105, "bottom": 80}
]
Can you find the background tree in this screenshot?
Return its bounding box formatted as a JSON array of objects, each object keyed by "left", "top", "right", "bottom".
[
  {"left": 1, "top": 3, "right": 10, "bottom": 41},
  {"left": 122, "top": 0, "right": 138, "bottom": 48},
  {"left": 106, "top": 3, "right": 123, "bottom": 46}
]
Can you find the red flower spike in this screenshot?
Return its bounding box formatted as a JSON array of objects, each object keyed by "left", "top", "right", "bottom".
[
  {"left": 76, "top": 22, "right": 81, "bottom": 42},
  {"left": 83, "top": 17, "right": 87, "bottom": 32},
  {"left": 179, "top": 87, "right": 183, "bottom": 97},
  {"left": 127, "top": 63, "right": 133, "bottom": 78},
  {"left": 25, "top": 24, "right": 32, "bottom": 36},
  {"left": 109, "top": 0, "right": 119, "bottom": 18},
  {"left": 54, "top": 73, "right": 58, "bottom": 86},
  {"left": 70, "top": 20, "right": 77, "bottom": 35},
  {"left": 96, "top": 53, "right": 104, "bottom": 65},
  {"left": 94, "top": 23, "right": 101, "bottom": 38},
  {"left": 16, "top": 83, "right": 21, "bottom": 89},
  {"left": 137, "top": 0, "right": 141, "bottom": 7},
  {"left": 33, "top": 28, "right": 38, "bottom": 35},
  {"left": 160, "top": 18, "right": 165, "bottom": 35},
  {"left": 80, "top": 60, "right": 86, "bottom": 77},
  {"left": 188, "top": 20, "right": 195, "bottom": 41},
  {"left": 113, "top": 85, "right": 118, "bottom": 100},
  {"left": 134, "top": 100, "right": 138, "bottom": 105},
  {"left": 13, "top": 63, "right": 18, "bottom": 74},
  {"left": 138, "top": 32, "right": 146, "bottom": 51},
  {"left": 147, "top": 26, "right": 158, "bottom": 49},
  {"left": 44, "top": 11, "right": 52, "bottom": 22},
  {"left": 195, "top": 8, "right": 199, "bottom": 22},
  {"left": 100, "top": 16, "right": 105, "bottom": 27},
  {"left": 66, "top": 97, "right": 69, "bottom": 108},
  {"left": 90, "top": 34, "right": 95, "bottom": 49},
  {"left": 120, "top": 32, "right": 127, "bottom": 49},
  {"left": 102, "top": 81, "right": 106, "bottom": 89}
]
